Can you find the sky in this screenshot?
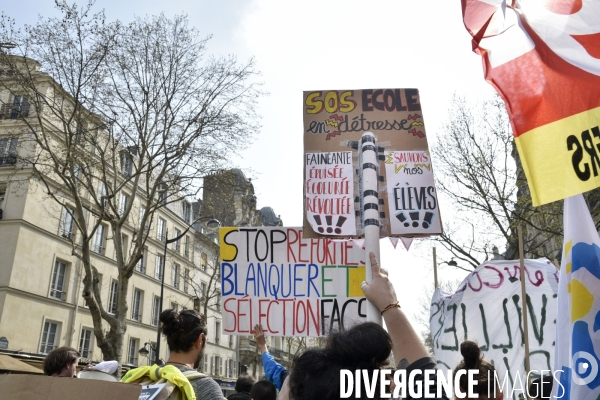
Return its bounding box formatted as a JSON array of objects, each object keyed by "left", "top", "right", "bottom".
[{"left": 2, "top": 0, "right": 496, "bottom": 331}]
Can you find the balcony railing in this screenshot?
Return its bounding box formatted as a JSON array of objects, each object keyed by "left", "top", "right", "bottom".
[
  {"left": 50, "top": 289, "right": 67, "bottom": 301},
  {"left": 60, "top": 229, "right": 73, "bottom": 240},
  {"left": 0, "top": 103, "right": 29, "bottom": 119},
  {"left": 0, "top": 155, "right": 16, "bottom": 166}
]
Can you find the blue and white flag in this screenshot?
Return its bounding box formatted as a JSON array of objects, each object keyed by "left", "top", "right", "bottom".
[{"left": 554, "top": 194, "right": 600, "bottom": 399}]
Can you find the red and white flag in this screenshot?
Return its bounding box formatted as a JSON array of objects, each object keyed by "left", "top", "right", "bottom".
[{"left": 462, "top": 0, "right": 600, "bottom": 206}]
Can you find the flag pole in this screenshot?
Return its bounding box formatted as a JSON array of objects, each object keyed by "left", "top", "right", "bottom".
[
  {"left": 361, "top": 132, "right": 382, "bottom": 325},
  {"left": 518, "top": 225, "right": 531, "bottom": 400},
  {"left": 433, "top": 246, "right": 438, "bottom": 289}
]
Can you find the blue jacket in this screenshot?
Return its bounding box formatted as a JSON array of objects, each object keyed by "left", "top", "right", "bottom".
[{"left": 262, "top": 351, "right": 289, "bottom": 391}]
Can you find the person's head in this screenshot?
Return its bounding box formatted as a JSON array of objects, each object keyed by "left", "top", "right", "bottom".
[
  {"left": 235, "top": 374, "right": 256, "bottom": 393},
  {"left": 43, "top": 346, "right": 80, "bottom": 377},
  {"left": 250, "top": 380, "right": 277, "bottom": 400},
  {"left": 528, "top": 375, "right": 553, "bottom": 399},
  {"left": 289, "top": 322, "right": 392, "bottom": 400},
  {"left": 160, "top": 308, "right": 207, "bottom": 368},
  {"left": 453, "top": 340, "right": 502, "bottom": 400}
]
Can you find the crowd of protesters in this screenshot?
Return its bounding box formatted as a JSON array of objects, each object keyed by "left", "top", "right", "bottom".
[{"left": 39, "top": 253, "right": 552, "bottom": 400}]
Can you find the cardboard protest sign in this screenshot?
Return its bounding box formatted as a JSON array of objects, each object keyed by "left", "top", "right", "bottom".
[
  {"left": 462, "top": 1, "right": 600, "bottom": 206},
  {"left": 220, "top": 226, "right": 367, "bottom": 336},
  {"left": 384, "top": 150, "right": 441, "bottom": 234},
  {"left": 430, "top": 259, "right": 558, "bottom": 400},
  {"left": 0, "top": 374, "right": 142, "bottom": 400},
  {"left": 303, "top": 89, "right": 442, "bottom": 238}
]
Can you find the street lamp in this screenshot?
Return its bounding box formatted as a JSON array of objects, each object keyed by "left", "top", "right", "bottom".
[
  {"left": 138, "top": 342, "right": 159, "bottom": 365},
  {"left": 154, "top": 217, "right": 221, "bottom": 365}
]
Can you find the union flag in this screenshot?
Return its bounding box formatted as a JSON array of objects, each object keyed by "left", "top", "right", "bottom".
[{"left": 462, "top": 0, "right": 600, "bottom": 206}]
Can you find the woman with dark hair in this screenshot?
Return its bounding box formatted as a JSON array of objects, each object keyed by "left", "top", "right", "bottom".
[
  {"left": 453, "top": 340, "right": 502, "bottom": 400},
  {"left": 122, "top": 308, "right": 223, "bottom": 400},
  {"left": 285, "top": 252, "right": 449, "bottom": 400}
]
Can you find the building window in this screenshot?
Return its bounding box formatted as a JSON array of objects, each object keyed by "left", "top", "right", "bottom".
[
  {"left": 152, "top": 296, "right": 160, "bottom": 327},
  {"left": 108, "top": 280, "right": 118, "bottom": 314},
  {"left": 171, "top": 302, "right": 178, "bottom": 312},
  {"left": 97, "top": 181, "right": 107, "bottom": 206},
  {"left": 127, "top": 338, "right": 138, "bottom": 365},
  {"left": 215, "top": 321, "right": 221, "bottom": 345},
  {"left": 118, "top": 193, "right": 129, "bottom": 216},
  {"left": 226, "top": 358, "right": 235, "bottom": 378},
  {"left": 1, "top": 95, "right": 29, "bottom": 118},
  {"left": 0, "top": 137, "right": 18, "bottom": 166},
  {"left": 92, "top": 224, "right": 106, "bottom": 254},
  {"left": 216, "top": 292, "right": 221, "bottom": 312},
  {"left": 132, "top": 289, "right": 142, "bottom": 322},
  {"left": 200, "top": 282, "right": 207, "bottom": 301},
  {"left": 50, "top": 261, "right": 67, "bottom": 301},
  {"left": 40, "top": 321, "right": 59, "bottom": 353},
  {"left": 0, "top": 186, "right": 6, "bottom": 210},
  {"left": 184, "top": 236, "right": 190, "bottom": 258},
  {"left": 172, "top": 264, "right": 180, "bottom": 290},
  {"left": 158, "top": 186, "right": 167, "bottom": 206},
  {"left": 59, "top": 206, "right": 75, "bottom": 239},
  {"left": 201, "top": 353, "right": 208, "bottom": 373},
  {"left": 229, "top": 335, "right": 234, "bottom": 349},
  {"left": 120, "top": 150, "right": 133, "bottom": 177},
  {"left": 135, "top": 247, "right": 147, "bottom": 274},
  {"left": 157, "top": 218, "right": 166, "bottom": 242},
  {"left": 182, "top": 201, "right": 191, "bottom": 224},
  {"left": 79, "top": 328, "right": 93, "bottom": 358},
  {"left": 155, "top": 255, "right": 163, "bottom": 280},
  {"left": 201, "top": 252, "right": 207, "bottom": 272},
  {"left": 212, "top": 355, "right": 222, "bottom": 376},
  {"left": 184, "top": 269, "right": 189, "bottom": 293},
  {"left": 173, "top": 228, "right": 181, "bottom": 252}
]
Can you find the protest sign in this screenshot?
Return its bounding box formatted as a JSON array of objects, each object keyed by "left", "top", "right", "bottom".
[
  {"left": 220, "top": 226, "right": 367, "bottom": 336},
  {"left": 461, "top": 1, "right": 600, "bottom": 206},
  {"left": 384, "top": 150, "right": 441, "bottom": 234},
  {"left": 303, "top": 89, "right": 442, "bottom": 239},
  {"left": 430, "top": 259, "right": 558, "bottom": 400}
]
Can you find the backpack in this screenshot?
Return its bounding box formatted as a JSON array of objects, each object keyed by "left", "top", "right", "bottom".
[{"left": 132, "top": 367, "right": 206, "bottom": 400}]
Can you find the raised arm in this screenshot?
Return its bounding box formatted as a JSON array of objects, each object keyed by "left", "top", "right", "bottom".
[
  {"left": 253, "top": 323, "right": 268, "bottom": 354},
  {"left": 253, "top": 324, "right": 289, "bottom": 391},
  {"left": 360, "top": 252, "right": 430, "bottom": 366}
]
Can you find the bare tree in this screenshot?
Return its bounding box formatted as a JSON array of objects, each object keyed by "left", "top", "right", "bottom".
[
  {"left": 186, "top": 247, "right": 221, "bottom": 322},
  {"left": 0, "top": 2, "right": 261, "bottom": 365},
  {"left": 430, "top": 94, "right": 573, "bottom": 269}
]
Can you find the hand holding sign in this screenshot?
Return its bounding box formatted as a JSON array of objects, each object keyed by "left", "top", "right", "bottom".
[{"left": 360, "top": 252, "right": 398, "bottom": 312}]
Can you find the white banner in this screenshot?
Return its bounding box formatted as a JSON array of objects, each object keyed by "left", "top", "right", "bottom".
[
  {"left": 430, "top": 259, "right": 558, "bottom": 400},
  {"left": 220, "top": 227, "right": 367, "bottom": 336}
]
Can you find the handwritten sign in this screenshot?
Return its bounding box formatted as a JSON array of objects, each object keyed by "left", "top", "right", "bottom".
[
  {"left": 303, "top": 88, "right": 440, "bottom": 239},
  {"left": 430, "top": 259, "right": 558, "bottom": 400},
  {"left": 384, "top": 150, "right": 441, "bottom": 235},
  {"left": 305, "top": 151, "right": 356, "bottom": 235},
  {"left": 220, "top": 227, "right": 367, "bottom": 336}
]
